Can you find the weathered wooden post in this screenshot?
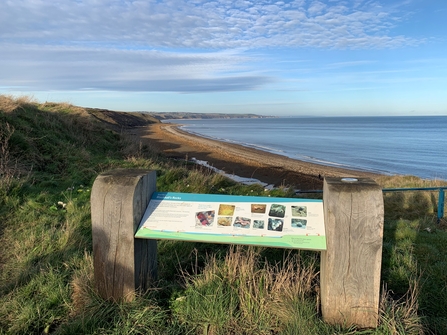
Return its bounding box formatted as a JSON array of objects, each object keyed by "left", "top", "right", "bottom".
[
  {"left": 91, "top": 169, "right": 157, "bottom": 302},
  {"left": 321, "top": 177, "right": 384, "bottom": 328}
]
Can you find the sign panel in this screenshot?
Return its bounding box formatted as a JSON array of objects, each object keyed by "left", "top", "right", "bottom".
[{"left": 135, "top": 192, "right": 326, "bottom": 250}]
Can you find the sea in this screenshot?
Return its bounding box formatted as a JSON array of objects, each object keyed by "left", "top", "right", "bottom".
[{"left": 164, "top": 116, "right": 447, "bottom": 181}]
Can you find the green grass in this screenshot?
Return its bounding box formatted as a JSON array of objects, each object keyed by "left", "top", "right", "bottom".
[{"left": 1, "top": 95, "right": 447, "bottom": 334}]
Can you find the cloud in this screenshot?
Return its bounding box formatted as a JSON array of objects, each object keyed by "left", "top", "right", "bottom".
[
  {"left": 0, "top": 44, "right": 272, "bottom": 92},
  {"left": 0, "top": 0, "right": 425, "bottom": 94},
  {"left": 326, "top": 60, "right": 377, "bottom": 68},
  {"left": 0, "top": 0, "right": 419, "bottom": 49}
]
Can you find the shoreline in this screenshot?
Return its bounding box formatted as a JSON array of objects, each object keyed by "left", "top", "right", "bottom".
[{"left": 133, "top": 123, "right": 382, "bottom": 190}]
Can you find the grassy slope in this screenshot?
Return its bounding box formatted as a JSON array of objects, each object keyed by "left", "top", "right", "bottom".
[{"left": 1, "top": 96, "right": 446, "bottom": 334}]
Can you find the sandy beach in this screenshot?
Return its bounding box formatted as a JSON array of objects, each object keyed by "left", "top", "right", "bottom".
[{"left": 133, "top": 122, "right": 381, "bottom": 190}]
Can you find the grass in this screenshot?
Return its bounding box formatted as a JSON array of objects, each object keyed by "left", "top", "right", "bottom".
[
  {"left": 172, "top": 246, "right": 323, "bottom": 335},
  {"left": 1, "top": 95, "right": 447, "bottom": 334}
]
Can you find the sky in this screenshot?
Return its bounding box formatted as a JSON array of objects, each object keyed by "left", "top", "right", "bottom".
[{"left": 1, "top": 0, "right": 446, "bottom": 116}]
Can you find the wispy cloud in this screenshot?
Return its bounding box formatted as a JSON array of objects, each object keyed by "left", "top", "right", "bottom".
[
  {"left": 0, "top": 44, "right": 271, "bottom": 92},
  {"left": 325, "top": 60, "right": 378, "bottom": 68}
]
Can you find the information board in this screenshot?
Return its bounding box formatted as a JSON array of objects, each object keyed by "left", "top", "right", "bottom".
[{"left": 135, "top": 192, "right": 326, "bottom": 250}]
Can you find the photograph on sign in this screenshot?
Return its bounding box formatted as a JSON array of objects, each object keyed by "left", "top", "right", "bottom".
[{"left": 135, "top": 192, "right": 326, "bottom": 250}]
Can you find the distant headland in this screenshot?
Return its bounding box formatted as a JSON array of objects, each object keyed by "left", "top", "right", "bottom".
[{"left": 144, "top": 112, "right": 273, "bottom": 120}]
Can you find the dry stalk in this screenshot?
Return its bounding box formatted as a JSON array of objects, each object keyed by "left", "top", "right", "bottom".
[{"left": 0, "top": 122, "right": 16, "bottom": 185}]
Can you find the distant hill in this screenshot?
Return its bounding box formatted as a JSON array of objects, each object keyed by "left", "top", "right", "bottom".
[{"left": 143, "top": 112, "right": 271, "bottom": 120}]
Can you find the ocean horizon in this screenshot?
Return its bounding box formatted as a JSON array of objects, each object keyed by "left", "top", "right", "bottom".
[{"left": 164, "top": 115, "right": 447, "bottom": 180}]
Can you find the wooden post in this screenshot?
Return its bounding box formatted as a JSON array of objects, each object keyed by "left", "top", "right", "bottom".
[
  {"left": 91, "top": 169, "right": 157, "bottom": 302},
  {"left": 321, "top": 177, "right": 384, "bottom": 328}
]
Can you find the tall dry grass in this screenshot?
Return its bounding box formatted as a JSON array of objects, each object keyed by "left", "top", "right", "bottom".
[
  {"left": 0, "top": 122, "right": 15, "bottom": 178},
  {"left": 173, "top": 246, "right": 320, "bottom": 334},
  {"left": 0, "top": 95, "right": 37, "bottom": 113},
  {"left": 0, "top": 96, "right": 33, "bottom": 186},
  {"left": 377, "top": 175, "right": 447, "bottom": 189},
  {"left": 379, "top": 280, "right": 424, "bottom": 335},
  {"left": 0, "top": 121, "right": 29, "bottom": 194}
]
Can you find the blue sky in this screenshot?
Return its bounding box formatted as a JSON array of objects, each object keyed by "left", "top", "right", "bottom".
[{"left": 1, "top": 0, "right": 446, "bottom": 116}]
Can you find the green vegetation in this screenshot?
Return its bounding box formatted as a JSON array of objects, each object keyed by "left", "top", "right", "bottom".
[{"left": 1, "top": 95, "right": 446, "bottom": 334}]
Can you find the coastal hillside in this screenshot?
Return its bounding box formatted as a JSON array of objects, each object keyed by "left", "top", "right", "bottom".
[
  {"left": 1, "top": 95, "right": 446, "bottom": 334},
  {"left": 87, "top": 108, "right": 160, "bottom": 129}
]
